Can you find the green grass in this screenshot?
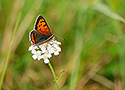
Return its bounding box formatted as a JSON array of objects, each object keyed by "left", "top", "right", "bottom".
[{"left": 0, "top": 0, "right": 125, "bottom": 90}]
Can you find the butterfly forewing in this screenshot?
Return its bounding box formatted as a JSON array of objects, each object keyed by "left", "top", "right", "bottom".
[{"left": 35, "top": 15, "right": 51, "bottom": 35}]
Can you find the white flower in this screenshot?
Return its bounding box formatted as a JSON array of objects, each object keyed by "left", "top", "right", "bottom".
[
  {"left": 32, "top": 55, "right": 37, "bottom": 60},
  {"left": 44, "top": 58, "right": 49, "bottom": 64},
  {"left": 45, "top": 50, "right": 52, "bottom": 58},
  {"left": 29, "top": 39, "right": 62, "bottom": 64},
  {"left": 42, "top": 54, "right": 50, "bottom": 64},
  {"left": 39, "top": 44, "right": 46, "bottom": 53},
  {"left": 28, "top": 45, "right": 38, "bottom": 51},
  {"left": 53, "top": 45, "right": 61, "bottom": 55},
  {"left": 53, "top": 40, "right": 61, "bottom": 45},
  {"left": 32, "top": 51, "right": 42, "bottom": 60},
  {"left": 47, "top": 44, "right": 54, "bottom": 54}
]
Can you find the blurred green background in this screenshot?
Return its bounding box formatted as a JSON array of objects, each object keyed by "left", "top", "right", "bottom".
[{"left": 0, "top": 0, "right": 125, "bottom": 90}]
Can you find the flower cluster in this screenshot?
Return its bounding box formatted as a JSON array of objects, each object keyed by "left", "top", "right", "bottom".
[{"left": 28, "top": 39, "right": 61, "bottom": 64}]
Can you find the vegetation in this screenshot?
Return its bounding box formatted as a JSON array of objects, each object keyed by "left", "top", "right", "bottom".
[{"left": 0, "top": 0, "right": 125, "bottom": 90}]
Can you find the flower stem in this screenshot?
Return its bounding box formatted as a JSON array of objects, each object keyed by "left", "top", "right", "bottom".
[{"left": 48, "top": 62, "right": 60, "bottom": 90}]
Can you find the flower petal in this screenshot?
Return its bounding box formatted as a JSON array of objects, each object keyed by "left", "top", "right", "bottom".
[
  {"left": 29, "top": 45, "right": 38, "bottom": 51},
  {"left": 31, "top": 50, "right": 37, "bottom": 54},
  {"left": 54, "top": 51, "right": 59, "bottom": 55},
  {"left": 57, "top": 47, "right": 61, "bottom": 52},
  {"left": 32, "top": 55, "right": 37, "bottom": 60},
  {"left": 38, "top": 56, "right": 43, "bottom": 60},
  {"left": 28, "top": 45, "right": 33, "bottom": 51},
  {"left": 44, "top": 59, "right": 49, "bottom": 64}
]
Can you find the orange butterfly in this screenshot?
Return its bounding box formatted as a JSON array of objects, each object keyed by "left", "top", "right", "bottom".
[{"left": 30, "top": 15, "right": 55, "bottom": 46}]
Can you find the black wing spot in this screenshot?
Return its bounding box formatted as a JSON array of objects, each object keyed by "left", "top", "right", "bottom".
[
  {"left": 38, "top": 24, "right": 42, "bottom": 27},
  {"left": 39, "top": 25, "right": 41, "bottom": 27},
  {"left": 40, "top": 21, "right": 44, "bottom": 23}
]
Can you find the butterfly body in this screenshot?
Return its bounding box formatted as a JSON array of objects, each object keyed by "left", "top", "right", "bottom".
[{"left": 30, "top": 15, "right": 55, "bottom": 46}]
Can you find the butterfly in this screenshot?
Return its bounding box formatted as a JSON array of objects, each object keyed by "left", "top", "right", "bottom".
[{"left": 29, "top": 15, "right": 55, "bottom": 46}]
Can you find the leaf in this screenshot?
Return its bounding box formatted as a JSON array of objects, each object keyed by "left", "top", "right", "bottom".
[{"left": 55, "top": 69, "right": 65, "bottom": 82}]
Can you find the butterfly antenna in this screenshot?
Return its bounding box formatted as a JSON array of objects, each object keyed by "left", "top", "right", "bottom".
[{"left": 55, "top": 35, "right": 65, "bottom": 40}]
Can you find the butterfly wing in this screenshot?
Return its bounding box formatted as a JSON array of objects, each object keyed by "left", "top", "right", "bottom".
[
  {"left": 34, "top": 15, "right": 51, "bottom": 35},
  {"left": 30, "top": 30, "right": 45, "bottom": 44},
  {"left": 30, "top": 30, "right": 54, "bottom": 45}
]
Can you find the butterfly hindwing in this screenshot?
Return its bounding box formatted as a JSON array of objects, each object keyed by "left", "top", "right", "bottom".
[
  {"left": 30, "top": 30, "right": 54, "bottom": 45},
  {"left": 30, "top": 30, "right": 44, "bottom": 44},
  {"left": 35, "top": 15, "right": 51, "bottom": 35}
]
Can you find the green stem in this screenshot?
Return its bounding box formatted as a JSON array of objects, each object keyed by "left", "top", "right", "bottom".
[
  {"left": 48, "top": 62, "right": 60, "bottom": 90},
  {"left": 0, "top": 11, "right": 22, "bottom": 90}
]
